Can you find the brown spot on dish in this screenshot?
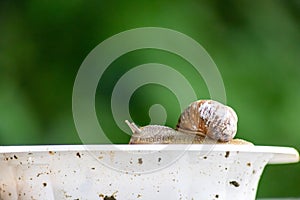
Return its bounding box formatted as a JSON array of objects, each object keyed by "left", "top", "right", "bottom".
[
  {"left": 42, "top": 182, "right": 47, "bottom": 187},
  {"left": 225, "top": 151, "right": 230, "bottom": 158},
  {"left": 99, "top": 194, "right": 104, "bottom": 198},
  {"left": 13, "top": 155, "right": 18, "bottom": 159},
  {"left": 76, "top": 152, "right": 81, "bottom": 158},
  {"left": 229, "top": 181, "right": 240, "bottom": 187},
  {"left": 138, "top": 158, "right": 143, "bottom": 164},
  {"left": 49, "top": 151, "right": 55, "bottom": 155},
  {"left": 158, "top": 157, "right": 162, "bottom": 162},
  {"left": 203, "top": 156, "right": 207, "bottom": 159},
  {"left": 247, "top": 162, "right": 251, "bottom": 167},
  {"left": 215, "top": 194, "right": 219, "bottom": 198},
  {"left": 103, "top": 195, "right": 116, "bottom": 200}
]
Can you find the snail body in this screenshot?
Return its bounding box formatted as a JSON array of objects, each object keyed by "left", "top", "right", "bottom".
[
  {"left": 127, "top": 100, "right": 250, "bottom": 145},
  {"left": 126, "top": 121, "right": 208, "bottom": 144}
]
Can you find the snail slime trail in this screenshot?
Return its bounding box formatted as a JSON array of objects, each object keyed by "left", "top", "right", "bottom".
[{"left": 127, "top": 100, "right": 252, "bottom": 145}]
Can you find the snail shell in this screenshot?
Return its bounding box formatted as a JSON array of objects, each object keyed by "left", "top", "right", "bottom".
[{"left": 176, "top": 100, "right": 238, "bottom": 142}]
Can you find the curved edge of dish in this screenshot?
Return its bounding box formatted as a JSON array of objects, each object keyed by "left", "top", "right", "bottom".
[{"left": 0, "top": 144, "right": 298, "bottom": 164}]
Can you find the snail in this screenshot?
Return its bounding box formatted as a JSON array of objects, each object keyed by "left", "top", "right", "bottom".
[{"left": 127, "top": 100, "right": 252, "bottom": 145}]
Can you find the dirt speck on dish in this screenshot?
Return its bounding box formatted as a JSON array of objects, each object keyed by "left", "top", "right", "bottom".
[
  {"left": 76, "top": 152, "right": 81, "bottom": 158},
  {"left": 138, "top": 158, "right": 143, "bottom": 165},
  {"left": 229, "top": 181, "right": 240, "bottom": 187},
  {"left": 225, "top": 151, "right": 230, "bottom": 158}
]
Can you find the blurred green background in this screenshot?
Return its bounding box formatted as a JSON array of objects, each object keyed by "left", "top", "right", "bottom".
[{"left": 0, "top": 0, "right": 299, "bottom": 198}]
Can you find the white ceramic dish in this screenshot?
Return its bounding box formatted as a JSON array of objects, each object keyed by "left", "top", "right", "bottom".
[{"left": 0, "top": 145, "right": 298, "bottom": 200}]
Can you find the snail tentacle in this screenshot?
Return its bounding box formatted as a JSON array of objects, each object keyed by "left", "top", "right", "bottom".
[{"left": 125, "top": 120, "right": 142, "bottom": 134}]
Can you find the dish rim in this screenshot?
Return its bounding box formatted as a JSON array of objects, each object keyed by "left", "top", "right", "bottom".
[{"left": 0, "top": 144, "right": 298, "bottom": 164}]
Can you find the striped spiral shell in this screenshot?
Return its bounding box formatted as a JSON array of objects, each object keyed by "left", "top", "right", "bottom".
[{"left": 176, "top": 100, "right": 238, "bottom": 142}]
